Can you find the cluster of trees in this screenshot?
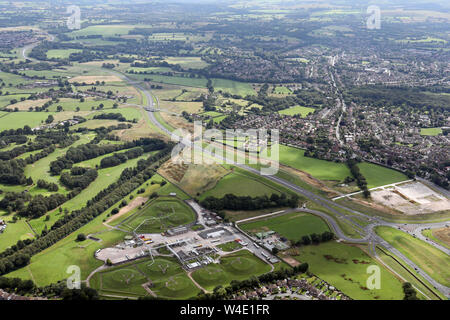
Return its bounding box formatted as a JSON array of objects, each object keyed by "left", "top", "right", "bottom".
[
  {"left": 345, "top": 85, "right": 450, "bottom": 111},
  {"left": 0, "top": 276, "right": 98, "bottom": 300},
  {"left": 0, "top": 276, "right": 35, "bottom": 295},
  {"left": 347, "top": 159, "right": 370, "bottom": 198},
  {"left": 100, "top": 147, "right": 144, "bottom": 168},
  {"left": 0, "top": 158, "right": 28, "bottom": 185},
  {"left": 402, "top": 282, "right": 419, "bottom": 300},
  {"left": 290, "top": 231, "right": 335, "bottom": 247},
  {"left": 60, "top": 167, "right": 98, "bottom": 190},
  {"left": 0, "top": 144, "right": 173, "bottom": 276},
  {"left": 37, "top": 179, "right": 59, "bottom": 192},
  {"left": 93, "top": 112, "right": 128, "bottom": 122},
  {"left": 200, "top": 193, "right": 299, "bottom": 211},
  {"left": 0, "top": 192, "right": 32, "bottom": 214},
  {"left": 18, "top": 193, "right": 67, "bottom": 218}
]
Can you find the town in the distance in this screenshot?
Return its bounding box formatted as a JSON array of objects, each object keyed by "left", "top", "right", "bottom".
[{"left": 0, "top": 0, "right": 448, "bottom": 303}]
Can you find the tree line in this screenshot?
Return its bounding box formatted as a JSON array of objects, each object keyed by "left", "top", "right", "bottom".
[
  {"left": 49, "top": 138, "right": 167, "bottom": 175},
  {"left": 100, "top": 147, "right": 144, "bottom": 169},
  {"left": 200, "top": 193, "right": 299, "bottom": 211},
  {"left": 347, "top": 158, "right": 370, "bottom": 198}
]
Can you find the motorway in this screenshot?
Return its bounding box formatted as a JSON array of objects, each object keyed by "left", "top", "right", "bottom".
[{"left": 20, "top": 39, "right": 450, "bottom": 299}]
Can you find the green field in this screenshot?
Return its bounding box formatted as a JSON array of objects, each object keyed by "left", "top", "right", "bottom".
[
  {"left": 47, "top": 98, "right": 117, "bottom": 112},
  {"left": 211, "top": 78, "right": 255, "bottom": 96},
  {"left": 191, "top": 250, "right": 272, "bottom": 291},
  {"left": 121, "top": 197, "right": 196, "bottom": 233},
  {"left": 292, "top": 241, "right": 404, "bottom": 300},
  {"left": 0, "top": 112, "right": 56, "bottom": 130},
  {"left": 46, "top": 49, "right": 83, "bottom": 59},
  {"left": 240, "top": 212, "right": 330, "bottom": 241},
  {"left": 278, "top": 106, "right": 315, "bottom": 117},
  {"left": 164, "top": 57, "right": 209, "bottom": 69},
  {"left": 0, "top": 217, "right": 35, "bottom": 252},
  {"left": 357, "top": 162, "right": 408, "bottom": 189},
  {"left": 200, "top": 171, "right": 280, "bottom": 199},
  {"left": 375, "top": 226, "right": 450, "bottom": 287},
  {"left": 273, "top": 86, "right": 292, "bottom": 94},
  {"left": 420, "top": 127, "right": 442, "bottom": 136},
  {"left": 278, "top": 145, "right": 351, "bottom": 181}
]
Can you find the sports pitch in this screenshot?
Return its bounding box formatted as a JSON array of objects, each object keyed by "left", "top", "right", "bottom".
[
  {"left": 92, "top": 257, "right": 199, "bottom": 299},
  {"left": 191, "top": 249, "right": 272, "bottom": 291},
  {"left": 121, "top": 197, "right": 196, "bottom": 233}
]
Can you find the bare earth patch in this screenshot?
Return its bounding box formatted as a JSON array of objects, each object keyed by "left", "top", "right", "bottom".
[
  {"left": 105, "top": 196, "right": 148, "bottom": 224},
  {"left": 369, "top": 181, "right": 450, "bottom": 215},
  {"left": 7, "top": 98, "right": 51, "bottom": 111},
  {"left": 434, "top": 227, "right": 450, "bottom": 247},
  {"left": 281, "top": 165, "right": 340, "bottom": 197}
]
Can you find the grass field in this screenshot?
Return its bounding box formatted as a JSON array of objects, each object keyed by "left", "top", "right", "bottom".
[
  {"left": 121, "top": 197, "right": 196, "bottom": 233},
  {"left": 420, "top": 127, "right": 442, "bottom": 136},
  {"left": 200, "top": 170, "right": 280, "bottom": 199},
  {"left": 164, "top": 57, "right": 209, "bottom": 69},
  {"left": 375, "top": 226, "right": 450, "bottom": 287},
  {"left": 0, "top": 112, "right": 56, "bottom": 130},
  {"left": 191, "top": 249, "right": 272, "bottom": 291},
  {"left": 46, "top": 49, "right": 82, "bottom": 59},
  {"left": 278, "top": 105, "right": 315, "bottom": 117},
  {"left": 357, "top": 162, "right": 408, "bottom": 189},
  {"left": 278, "top": 145, "right": 351, "bottom": 181},
  {"left": 273, "top": 86, "right": 292, "bottom": 94},
  {"left": 239, "top": 212, "right": 330, "bottom": 242},
  {"left": 91, "top": 256, "right": 199, "bottom": 299},
  {"left": 291, "top": 241, "right": 404, "bottom": 300},
  {"left": 211, "top": 78, "right": 256, "bottom": 96},
  {"left": 0, "top": 217, "right": 35, "bottom": 252}
]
